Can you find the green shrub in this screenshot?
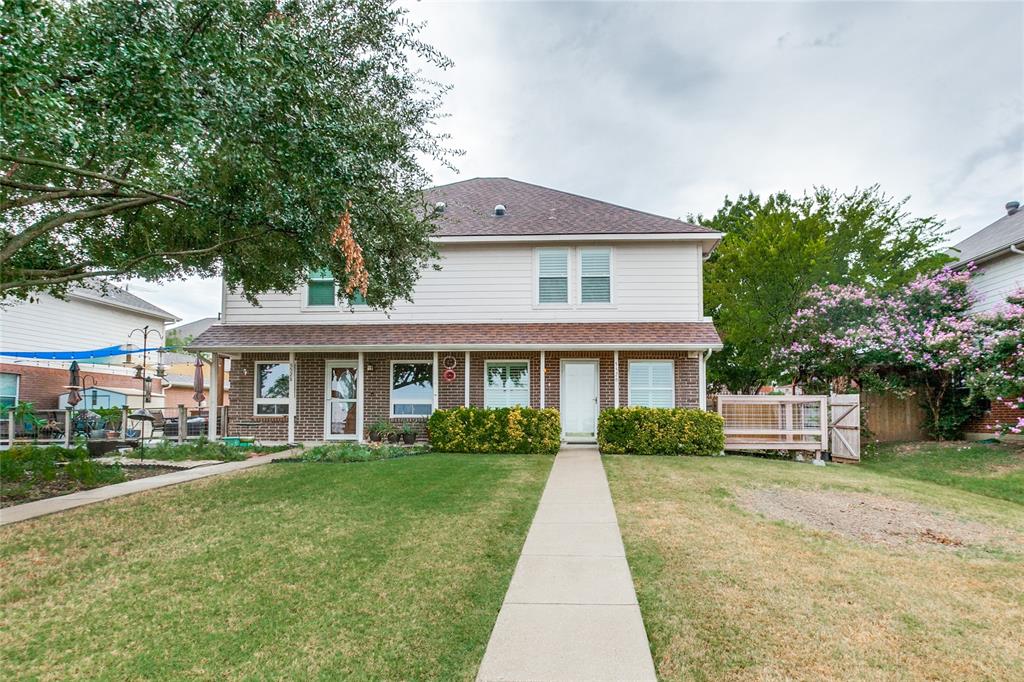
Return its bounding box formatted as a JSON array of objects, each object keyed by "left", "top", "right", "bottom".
[
  {"left": 598, "top": 407, "right": 725, "bottom": 456},
  {"left": 64, "top": 453, "right": 125, "bottom": 486},
  {"left": 298, "top": 442, "right": 427, "bottom": 463},
  {"left": 0, "top": 444, "right": 74, "bottom": 483},
  {"left": 427, "top": 407, "right": 561, "bottom": 455}
]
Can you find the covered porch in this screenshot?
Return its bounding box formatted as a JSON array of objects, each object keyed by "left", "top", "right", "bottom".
[{"left": 189, "top": 322, "right": 722, "bottom": 445}]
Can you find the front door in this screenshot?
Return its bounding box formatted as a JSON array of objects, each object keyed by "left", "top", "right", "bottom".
[
  {"left": 561, "top": 360, "right": 599, "bottom": 441},
  {"left": 325, "top": 362, "right": 358, "bottom": 440}
]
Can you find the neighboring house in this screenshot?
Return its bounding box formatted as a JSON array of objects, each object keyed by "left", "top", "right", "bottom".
[
  {"left": 948, "top": 201, "right": 1024, "bottom": 314},
  {"left": 948, "top": 201, "right": 1024, "bottom": 439},
  {"left": 190, "top": 177, "right": 723, "bottom": 444},
  {"left": 163, "top": 317, "right": 231, "bottom": 408},
  {"left": 0, "top": 285, "right": 178, "bottom": 411}
]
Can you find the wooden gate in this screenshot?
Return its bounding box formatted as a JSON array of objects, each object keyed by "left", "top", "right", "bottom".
[{"left": 829, "top": 394, "right": 861, "bottom": 461}]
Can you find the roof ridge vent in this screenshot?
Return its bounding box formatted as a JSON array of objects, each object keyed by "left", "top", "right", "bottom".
[
  {"left": 494, "top": 204, "right": 506, "bottom": 216},
  {"left": 1007, "top": 200, "right": 1020, "bottom": 216},
  {"left": 434, "top": 201, "right": 446, "bottom": 213}
]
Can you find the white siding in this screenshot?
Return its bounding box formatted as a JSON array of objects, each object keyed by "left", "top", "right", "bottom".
[
  {"left": 224, "top": 241, "right": 704, "bottom": 324},
  {"left": 0, "top": 294, "right": 168, "bottom": 356},
  {"left": 968, "top": 253, "right": 1024, "bottom": 315}
]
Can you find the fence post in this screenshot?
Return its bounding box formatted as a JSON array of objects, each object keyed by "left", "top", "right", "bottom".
[
  {"left": 120, "top": 404, "right": 128, "bottom": 440},
  {"left": 820, "top": 396, "right": 829, "bottom": 456},
  {"left": 64, "top": 409, "right": 72, "bottom": 447},
  {"left": 178, "top": 404, "right": 186, "bottom": 444}
]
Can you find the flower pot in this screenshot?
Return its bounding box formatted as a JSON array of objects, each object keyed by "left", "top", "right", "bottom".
[
  {"left": 402, "top": 432, "right": 417, "bottom": 445},
  {"left": 369, "top": 431, "right": 383, "bottom": 443}
]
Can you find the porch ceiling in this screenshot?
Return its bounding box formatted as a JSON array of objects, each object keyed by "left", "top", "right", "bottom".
[{"left": 188, "top": 322, "right": 722, "bottom": 353}]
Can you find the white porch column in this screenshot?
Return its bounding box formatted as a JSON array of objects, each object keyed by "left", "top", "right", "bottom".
[
  {"left": 464, "top": 350, "right": 471, "bottom": 407},
  {"left": 209, "top": 354, "right": 219, "bottom": 440},
  {"left": 699, "top": 349, "right": 710, "bottom": 410},
  {"left": 613, "top": 350, "right": 620, "bottom": 408},
  {"left": 539, "top": 350, "right": 546, "bottom": 408},
  {"left": 287, "top": 351, "right": 296, "bottom": 443},
  {"left": 432, "top": 351, "right": 439, "bottom": 411},
  {"left": 357, "top": 351, "right": 365, "bottom": 442}
]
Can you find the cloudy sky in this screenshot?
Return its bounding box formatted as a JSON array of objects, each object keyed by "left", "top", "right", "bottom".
[{"left": 131, "top": 0, "right": 1024, "bottom": 323}]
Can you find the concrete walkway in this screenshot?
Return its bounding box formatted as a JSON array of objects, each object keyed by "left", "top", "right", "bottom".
[
  {"left": 477, "top": 446, "right": 657, "bottom": 682},
  {"left": 0, "top": 451, "right": 289, "bottom": 526}
]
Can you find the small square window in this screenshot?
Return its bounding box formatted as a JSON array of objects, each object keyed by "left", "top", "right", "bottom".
[
  {"left": 254, "top": 362, "right": 290, "bottom": 415},
  {"left": 628, "top": 361, "right": 674, "bottom": 408},
  {"left": 390, "top": 361, "right": 433, "bottom": 417},
  {"left": 307, "top": 269, "right": 336, "bottom": 306}
]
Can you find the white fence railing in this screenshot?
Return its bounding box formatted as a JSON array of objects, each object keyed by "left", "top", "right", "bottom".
[{"left": 715, "top": 394, "right": 861, "bottom": 460}]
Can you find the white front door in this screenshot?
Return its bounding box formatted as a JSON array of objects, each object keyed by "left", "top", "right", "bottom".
[
  {"left": 325, "top": 361, "right": 358, "bottom": 440},
  {"left": 561, "top": 360, "right": 599, "bottom": 441}
]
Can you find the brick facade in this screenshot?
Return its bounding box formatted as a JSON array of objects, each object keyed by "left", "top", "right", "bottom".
[
  {"left": 224, "top": 348, "right": 705, "bottom": 443},
  {"left": 964, "top": 399, "right": 1023, "bottom": 440}
]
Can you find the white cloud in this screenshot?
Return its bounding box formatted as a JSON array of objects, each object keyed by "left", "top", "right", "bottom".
[{"left": 135, "top": 0, "right": 1023, "bottom": 318}]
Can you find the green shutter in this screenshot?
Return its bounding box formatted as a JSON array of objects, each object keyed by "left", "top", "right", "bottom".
[
  {"left": 307, "top": 280, "right": 335, "bottom": 306},
  {"left": 538, "top": 249, "right": 568, "bottom": 304},
  {"left": 580, "top": 248, "right": 611, "bottom": 303}
]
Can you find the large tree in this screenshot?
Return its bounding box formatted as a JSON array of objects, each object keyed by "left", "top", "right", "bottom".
[
  {"left": 694, "top": 187, "right": 951, "bottom": 393},
  {"left": 1, "top": 0, "right": 453, "bottom": 306}
]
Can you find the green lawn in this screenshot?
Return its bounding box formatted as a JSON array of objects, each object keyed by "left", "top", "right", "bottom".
[
  {"left": 860, "top": 440, "right": 1024, "bottom": 504},
  {"left": 0, "top": 454, "right": 552, "bottom": 680},
  {"left": 605, "top": 453, "right": 1024, "bottom": 681}
]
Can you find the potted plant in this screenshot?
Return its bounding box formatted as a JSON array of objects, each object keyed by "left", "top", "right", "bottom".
[
  {"left": 368, "top": 418, "right": 392, "bottom": 443},
  {"left": 400, "top": 423, "right": 417, "bottom": 445}
]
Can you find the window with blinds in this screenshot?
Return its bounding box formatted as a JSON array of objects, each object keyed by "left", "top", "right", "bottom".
[
  {"left": 537, "top": 248, "right": 569, "bottom": 304},
  {"left": 485, "top": 361, "right": 530, "bottom": 408},
  {"left": 307, "top": 268, "right": 336, "bottom": 306},
  {"left": 580, "top": 248, "right": 611, "bottom": 303},
  {"left": 628, "top": 360, "right": 674, "bottom": 407}
]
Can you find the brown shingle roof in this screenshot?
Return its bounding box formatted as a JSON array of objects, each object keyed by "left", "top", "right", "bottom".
[
  {"left": 190, "top": 322, "right": 722, "bottom": 350},
  {"left": 426, "top": 178, "right": 715, "bottom": 237}
]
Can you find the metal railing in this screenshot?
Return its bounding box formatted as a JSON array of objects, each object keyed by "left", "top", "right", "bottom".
[{"left": 1, "top": 405, "right": 228, "bottom": 447}]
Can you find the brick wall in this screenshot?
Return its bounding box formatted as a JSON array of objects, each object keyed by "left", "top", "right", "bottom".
[
  {"left": 964, "top": 399, "right": 1023, "bottom": 439},
  {"left": 1, "top": 362, "right": 164, "bottom": 409},
  {"left": 229, "top": 353, "right": 289, "bottom": 441}
]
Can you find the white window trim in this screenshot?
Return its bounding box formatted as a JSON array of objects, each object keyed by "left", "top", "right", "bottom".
[
  {"left": 578, "top": 246, "right": 614, "bottom": 306},
  {"left": 533, "top": 246, "right": 572, "bottom": 307},
  {"left": 301, "top": 270, "right": 342, "bottom": 312},
  {"left": 483, "top": 359, "right": 532, "bottom": 408},
  {"left": 253, "top": 361, "right": 291, "bottom": 416},
  {"left": 627, "top": 359, "right": 675, "bottom": 408},
  {"left": 389, "top": 359, "right": 435, "bottom": 418},
  {"left": 324, "top": 360, "right": 359, "bottom": 441},
  {"left": 1, "top": 372, "right": 20, "bottom": 408}
]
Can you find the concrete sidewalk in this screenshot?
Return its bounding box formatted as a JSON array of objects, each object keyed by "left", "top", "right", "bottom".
[
  {"left": 477, "top": 446, "right": 657, "bottom": 682},
  {"left": 0, "top": 451, "right": 289, "bottom": 526}
]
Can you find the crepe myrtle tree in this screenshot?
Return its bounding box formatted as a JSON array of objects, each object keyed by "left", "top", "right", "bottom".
[
  {"left": 1, "top": 0, "right": 454, "bottom": 306},
  {"left": 778, "top": 267, "right": 985, "bottom": 439},
  {"left": 964, "top": 289, "right": 1024, "bottom": 436}
]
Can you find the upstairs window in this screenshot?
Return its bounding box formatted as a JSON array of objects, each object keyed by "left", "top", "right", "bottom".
[
  {"left": 307, "top": 269, "right": 336, "bottom": 307},
  {"left": 580, "top": 248, "right": 611, "bottom": 303},
  {"left": 628, "top": 360, "right": 674, "bottom": 408},
  {"left": 255, "top": 362, "right": 290, "bottom": 415},
  {"left": 537, "top": 248, "right": 569, "bottom": 304},
  {"left": 485, "top": 361, "right": 530, "bottom": 408},
  {"left": 391, "top": 361, "right": 434, "bottom": 416}
]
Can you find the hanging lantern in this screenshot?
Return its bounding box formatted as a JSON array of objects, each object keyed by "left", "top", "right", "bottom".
[
  {"left": 122, "top": 343, "right": 137, "bottom": 366},
  {"left": 133, "top": 364, "right": 145, "bottom": 379},
  {"left": 155, "top": 364, "right": 167, "bottom": 378}
]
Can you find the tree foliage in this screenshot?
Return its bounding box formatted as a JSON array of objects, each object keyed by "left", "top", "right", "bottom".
[
  {"left": 695, "top": 187, "right": 951, "bottom": 393},
  {"left": 1, "top": 0, "right": 453, "bottom": 306}
]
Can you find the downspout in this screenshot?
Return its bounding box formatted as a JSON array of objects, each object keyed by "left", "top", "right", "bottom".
[
  {"left": 1010, "top": 243, "right": 1024, "bottom": 255},
  {"left": 699, "top": 348, "right": 713, "bottom": 410}
]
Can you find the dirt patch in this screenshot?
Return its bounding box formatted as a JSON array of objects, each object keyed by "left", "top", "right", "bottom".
[
  {"left": 1, "top": 466, "right": 180, "bottom": 508},
  {"left": 735, "top": 488, "right": 1020, "bottom": 552}
]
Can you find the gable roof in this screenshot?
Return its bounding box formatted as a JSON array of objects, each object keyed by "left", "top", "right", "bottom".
[
  {"left": 426, "top": 178, "right": 717, "bottom": 240},
  {"left": 68, "top": 284, "right": 178, "bottom": 322},
  {"left": 948, "top": 207, "right": 1024, "bottom": 267}
]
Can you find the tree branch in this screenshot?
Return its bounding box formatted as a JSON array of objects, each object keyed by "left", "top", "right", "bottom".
[
  {"left": 0, "top": 185, "right": 134, "bottom": 211},
  {"left": 0, "top": 195, "right": 166, "bottom": 263},
  {"left": 0, "top": 154, "right": 187, "bottom": 206},
  {"left": 0, "top": 230, "right": 277, "bottom": 293}
]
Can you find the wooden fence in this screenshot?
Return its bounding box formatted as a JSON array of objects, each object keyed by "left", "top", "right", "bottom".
[{"left": 862, "top": 391, "right": 926, "bottom": 442}]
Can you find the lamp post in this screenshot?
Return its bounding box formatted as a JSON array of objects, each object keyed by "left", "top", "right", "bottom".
[{"left": 125, "top": 325, "right": 163, "bottom": 459}]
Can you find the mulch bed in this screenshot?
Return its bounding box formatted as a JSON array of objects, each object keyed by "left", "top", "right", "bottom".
[{"left": 1, "top": 465, "right": 181, "bottom": 508}]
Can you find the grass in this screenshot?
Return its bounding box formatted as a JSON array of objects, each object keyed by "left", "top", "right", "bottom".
[
  {"left": 0, "top": 453, "right": 552, "bottom": 680},
  {"left": 605, "top": 454, "right": 1024, "bottom": 681},
  {"left": 860, "top": 440, "right": 1024, "bottom": 504}
]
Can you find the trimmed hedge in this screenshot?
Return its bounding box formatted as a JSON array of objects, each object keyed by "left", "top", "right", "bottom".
[
  {"left": 427, "top": 407, "right": 561, "bottom": 455},
  {"left": 598, "top": 407, "right": 725, "bottom": 456}
]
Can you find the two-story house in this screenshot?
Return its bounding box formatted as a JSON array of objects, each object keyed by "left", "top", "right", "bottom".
[{"left": 190, "top": 178, "right": 723, "bottom": 444}]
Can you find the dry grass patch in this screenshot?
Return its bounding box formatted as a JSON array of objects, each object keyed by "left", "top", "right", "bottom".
[{"left": 605, "top": 455, "right": 1024, "bottom": 681}]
